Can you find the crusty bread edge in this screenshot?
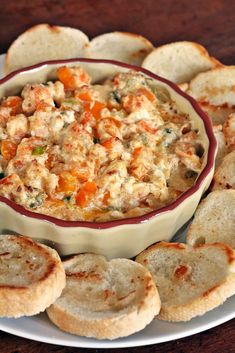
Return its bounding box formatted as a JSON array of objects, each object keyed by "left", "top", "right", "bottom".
[
  {"left": 142, "top": 41, "right": 223, "bottom": 69},
  {"left": 90, "top": 31, "right": 154, "bottom": 48},
  {"left": 212, "top": 152, "right": 235, "bottom": 191},
  {"left": 136, "top": 242, "right": 235, "bottom": 322},
  {"left": 47, "top": 271, "right": 160, "bottom": 340},
  {"left": 187, "top": 65, "right": 235, "bottom": 94},
  {"left": 0, "top": 240, "right": 66, "bottom": 318},
  {"left": 158, "top": 272, "right": 235, "bottom": 321},
  {"left": 4, "top": 23, "right": 89, "bottom": 74},
  {"left": 186, "top": 190, "right": 235, "bottom": 245}
]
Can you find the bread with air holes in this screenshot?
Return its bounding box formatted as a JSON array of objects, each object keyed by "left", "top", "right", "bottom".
[
  {"left": 47, "top": 253, "right": 160, "bottom": 340},
  {"left": 212, "top": 151, "right": 235, "bottom": 190},
  {"left": 88, "top": 31, "right": 153, "bottom": 66},
  {"left": 4, "top": 24, "right": 89, "bottom": 74},
  {"left": 0, "top": 234, "right": 65, "bottom": 318},
  {"left": 142, "top": 41, "right": 220, "bottom": 84},
  {"left": 136, "top": 241, "right": 235, "bottom": 322},
  {"left": 187, "top": 190, "right": 235, "bottom": 248},
  {"left": 213, "top": 125, "right": 228, "bottom": 167},
  {"left": 187, "top": 66, "right": 235, "bottom": 106}
]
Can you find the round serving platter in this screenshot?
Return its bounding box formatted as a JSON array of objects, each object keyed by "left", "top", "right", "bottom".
[{"left": 0, "top": 54, "right": 234, "bottom": 348}]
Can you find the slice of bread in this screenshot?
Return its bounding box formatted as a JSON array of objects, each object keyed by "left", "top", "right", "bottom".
[
  {"left": 47, "top": 253, "right": 160, "bottom": 340},
  {"left": 0, "top": 234, "right": 65, "bottom": 318},
  {"left": 136, "top": 241, "right": 235, "bottom": 322},
  {"left": 212, "top": 151, "right": 235, "bottom": 190},
  {"left": 142, "top": 41, "right": 220, "bottom": 84},
  {"left": 213, "top": 124, "right": 228, "bottom": 167},
  {"left": 4, "top": 24, "right": 89, "bottom": 74},
  {"left": 187, "top": 66, "right": 235, "bottom": 106},
  {"left": 199, "top": 102, "right": 235, "bottom": 125},
  {"left": 187, "top": 190, "right": 235, "bottom": 248},
  {"left": 223, "top": 113, "right": 235, "bottom": 152},
  {"left": 88, "top": 32, "right": 153, "bottom": 66}
]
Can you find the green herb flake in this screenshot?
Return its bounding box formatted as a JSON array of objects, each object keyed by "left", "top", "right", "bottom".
[
  {"left": 93, "top": 137, "right": 100, "bottom": 144},
  {"left": 63, "top": 98, "right": 79, "bottom": 105},
  {"left": 140, "top": 132, "right": 148, "bottom": 146},
  {"left": 29, "top": 202, "right": 36, "bottom": 208},
  {"left": 165, "top": 127, "right": 173, "bottom": 134},
  {"left": 0, "top": 172, "right": 5, "bottom": 179},
  {"left": 63, "top": 195, "right": 72, "bottom": 202},
  {"left": 112, "top": 90, "right": 121, "bottom": 103},
  {"left": 32, "top": 146, "right": 47, "bottom": 156}
]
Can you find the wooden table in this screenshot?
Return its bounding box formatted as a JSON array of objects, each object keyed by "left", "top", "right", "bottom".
[{"left": 0, "top": 0, "right": 234, "bottom": 352}]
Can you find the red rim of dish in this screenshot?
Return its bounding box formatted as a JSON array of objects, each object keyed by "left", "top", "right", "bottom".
[{"left": 0, "top": 58, "right": 217, "bottom": 229}]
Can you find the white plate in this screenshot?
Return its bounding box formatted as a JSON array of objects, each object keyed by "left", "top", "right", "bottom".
[
  {"left": 0, "top": 299, "right": 234, "bottom": 349},
  {"left": 0, "top": 54, "right": 234, "bottom": 348}
]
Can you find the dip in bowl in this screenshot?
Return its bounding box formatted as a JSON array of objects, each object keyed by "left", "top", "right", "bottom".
[{"left": 0, "top": 59, "right": 216, "bottom": 258}]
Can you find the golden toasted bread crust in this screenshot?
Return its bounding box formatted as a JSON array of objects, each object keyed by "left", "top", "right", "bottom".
[
  {"left": 89, "top": 31, "right": 153, "bottom": 66},
  {"left": 187, "top": 190, "right": 235, "bottom": 248},
  {"left": 4, "top": 24, "right": 89, "bottom": 74},
  {"left": 212, "top": 151, "right": 235, "bottom": 190},
  {"left": 142, "top": 41, "right": 220, "bottom": 84},
  {"left": 47, "top": 254, "right": 160, "bottom": 340},
  {"left": 0, "top": 235, "right": 66, "bottom": 318},
  {"left": 136, "top": 241, "right": 235, "bottom": 321}
]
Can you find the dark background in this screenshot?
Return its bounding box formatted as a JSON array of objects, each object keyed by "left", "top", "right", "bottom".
[
  {"left": 1, "top": 0, "right": 235, "bottom": 64},
  {"left": 0, "top": 0, "right": 235, "bottom": 352}
]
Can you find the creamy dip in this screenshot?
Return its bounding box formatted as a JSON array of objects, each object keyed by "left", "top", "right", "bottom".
[{"left": 0, "top": 66, "right": 204, "bottom": 221}]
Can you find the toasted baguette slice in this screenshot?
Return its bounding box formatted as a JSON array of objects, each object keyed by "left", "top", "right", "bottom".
[
  {"left": 199, "top": 102, "right": 235, "bottom": 125},
  {"left": 88, "top": 32, "right": 153, "bottom": 66},
  {"left": 213, "top": 125, "right": 228, "bottom": 167},
  {"left": 0, "top": 234, "right": 65, "bottom": 318},
  {"left": 223, "top": 113, "right": 235, "bottom": 152},
  {"left": 142, "top": 41, "right": 220, "bottom": 84},
  {"left": 47, "top": 253, "right": 160, "bottom": 340},
  {"left": 187, "top": 190, "right": 235, "bottom": 248},
  {"left": 187, "top": 66, "right": 235, "bottom": 106},
  {"left": 136, "top": 242, "right": 235, "bottom": 322},
  {"left": 212, "top": 151, "right": 235, "bottom": 190},
  {"left": 4, "top": 24, "right": 89, "bottom": 74}
]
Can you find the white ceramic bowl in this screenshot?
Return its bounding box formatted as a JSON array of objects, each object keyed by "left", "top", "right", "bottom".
[{"left": 0, "top": 59, "right": 216, "bottom": 258}]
